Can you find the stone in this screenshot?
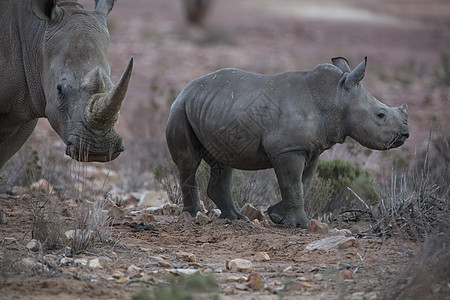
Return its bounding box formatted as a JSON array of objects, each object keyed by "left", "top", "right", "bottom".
[
  {"left": 43, "top": 254, "right": 58, "bottom": 266},
  {"left": 127, "top": 264, "right": 142, "bottom": 274},
  {"left": 60, "top": 257, "right": 74, "bottom": 266},
  {"left": 177, "top": 211, "right": 194, "bottom": 223},
  {"left": 227, "top": 259, "right": 253, "bottom": 273},
  {"left": 176, "top": 251, "right": 197, "bottom": 262},
  {"left": 89, "top": 258, "right": 102, "bottom": 269},
  {"left": 240, "top": 203, "right": 266, "bottom": 221},
  {"left": 3, "top": 237, "right": 17, "bottom": 244},
  {"left": 138, "top": 213, "right": 156, "bottom": 223},
  {"left": 162, "top": 203, "right": 182, "bottom": 216},
  {"left": 74, "top": 258, "right": 88, "bottom": 266},
  {"left": 169, "top": 269, "right": 199, "bottom": 275},
  {"left": 341, "top": 269, "right": 353, "bottom": 280},
  {"left": 26, "top": 239, "right": 40, "bottom": 252},
  {"left": 246, "top": 271, "right": 265, "bottom": 290},
  {"left": 108, "top": 204, "right": 126, "bottom": 222},
  {"left": 138, "top": 190, "right": 167, "bottom": 208},
  {"left": 307, "top": 219, "right": 329, "bottom": 234},
  {"left": 207, "top": 209, "right": 221, "bottom": 219},
  {"left": 329, "top": 228, "right": 353, "bottom": 236},
  {"left": 0, "top": 210, "right": 7, "bottom": 224},
  {"left": 313, "top": 273, "right": 324, "bottom": 281},
  {"left": 227, "top": 275, "right": 248, "bottom": 283},
  {"left": 12, "top": 257, "right": 43, "bottom": 273},
  {"left": 305, "top": 236, "right": 358, "bottom": 251},
  {"left": 196, "top": 211, "right": 211, "bottom": 225},
  {"left": 254, "top": 252, "right": 270, "bottom": 262}
]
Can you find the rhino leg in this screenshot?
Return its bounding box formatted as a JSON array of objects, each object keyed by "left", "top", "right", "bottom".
[
  {"left": 0, "top": 119, "right": 38, "bottom": 168},
  {"left": 267, "top": 151, "right": 310, "bottom": 228},
  {"left": 166, "top": 108, "right": 203, "bottom": 217},
  {"left": 205, "top": 159, "right": 249, "bottom": 221}
]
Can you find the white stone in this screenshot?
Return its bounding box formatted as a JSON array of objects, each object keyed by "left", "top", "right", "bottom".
[
  {"left": 26, "top": 239, "right": 40, "bottom": 252},
  {"left": 305, "top": 236, "right": 358, "bottom": 251},
  {"left": 227, "top": 259, "right": 253, "bottom": 273}
]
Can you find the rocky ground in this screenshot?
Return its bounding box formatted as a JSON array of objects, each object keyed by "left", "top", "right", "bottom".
[
  {"left": 0, "top": 185, "right": 422, "bottom": 300},
  {"left": 1, "top": 0, "right": 450, "bottom": 299}
]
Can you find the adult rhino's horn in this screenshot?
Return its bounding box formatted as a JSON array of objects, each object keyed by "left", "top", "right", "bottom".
[{"left": 86, "top": 57, "right": 133, "bottom": 129}]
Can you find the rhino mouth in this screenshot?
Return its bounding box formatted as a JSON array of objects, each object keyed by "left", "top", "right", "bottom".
[
  {"left": 387, "top": 131, "right": 409, "bottom": 149},
  {"left": 65, "top": 136, "right": 124, "bottom": 162}
]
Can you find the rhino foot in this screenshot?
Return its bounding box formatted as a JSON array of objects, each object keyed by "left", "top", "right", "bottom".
[
  {"left": 267, "top": 202, "right": 310, "bottom": 229},
  {"left": 182, "top": 204, "right": 202, "bottom": 217},
  {"left": 220, "top": 209, "right": 250, "bottom": 222}
]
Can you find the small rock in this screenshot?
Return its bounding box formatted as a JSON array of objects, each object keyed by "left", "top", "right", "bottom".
[
  {"left": 60, "top": 257, "right": 74, "bottom": 266},
  {"left": 74, "top": 258, "right": 88, "bottom": 266},
  {"left": 305, "top": 236, "right": 358, "bottom": 251},
  {"left": 313, "top": 273, "right": 324, "bottom": 281},
  {"left": 329, "top": 228, "right": 353, "bottom": 236},
  {"left": 89, "top": 258, "right": 102, "bottom": 269},
  {"left": 227, "top": 275, "right": 248, "bottom": 283},
  {"left": 162, "top": 203, "right": 182, "bottom": 216},
  {"left": 129, "top": 221, "right": 158, "bottom": 232},
  {"left": 250, "top": 219, "right": 262, "bottom": 226},
  {"left": 138, "top": 191, "right": 167, "bottom": 208},
  {"left": 301, "top": 282, "right": 312, "bottom": 289},
  {"left": 196, "top": 211, "right": 211, "bottom": 225},
  {"left": 169, "top": 269, "right": 199, "bottom": 275},
  {"left": 108, "top": 204, "right": 126, "bottom": 222},
  {"left": 307, "top": 219, "right": 329, "bottom": 234},
  {"left": 240, "top": 203, "right": 266, "bottom": 221},
  {"left": 341, "top": 269, "right": 353, "bottom": 280},
  {"left": 43, "top": 254, "right": 58, "bottom": 266},
  {"left": 3, "top": 237, "right": 17, "bottom": 244},
  {"left": 122, "top": 193, "right": 140, "bottom": 208},
  {"left": 138, "top": 213, "right": 156, "bottom": 223},
  {"left": 12, "top": 257, "right": 43, "bottom": 273},
  {"left": 227, "top": 258, "right": 253, "bottom": 273},
  {"left": 246, "top": 271, "right": 265, "bottom": 290},
  {"left": 26, "top": 239, "right": 40, "bottom": 252},
  {"left": 0, "top": 210, "right": 8, "bottom": 224},
  {"left": 177, "top": 211, "right": 194, "bottom": 223},
  {"left": 254, "top": 252, "right": 270, "bottom": 262},
  {"left": 127, "top": 264, "right": 142, "bottom": 274},
  {"left": 154, "top": 256, "right": 172, "bottom": 268},
  {"left": 176, "top": 251, "right": 197, "bottom": 262},
  {"left": 207, "top": 209, "right": 221, "bottom": 219}
]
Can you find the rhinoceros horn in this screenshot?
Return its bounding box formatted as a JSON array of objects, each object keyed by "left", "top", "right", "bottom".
[{"left": 85, "top": 57, "right": 133, "bottom": 129}]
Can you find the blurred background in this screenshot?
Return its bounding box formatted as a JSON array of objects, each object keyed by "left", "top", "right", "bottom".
[{"left": 2, "top": 0, "right": 449, "bottom": 204}]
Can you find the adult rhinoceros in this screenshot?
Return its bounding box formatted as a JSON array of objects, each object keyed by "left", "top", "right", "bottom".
[
  {"left": 0, "top": 0, "right": 133, "bottom": 168},
  {"left": 166, "top": 57, "right": 409, "bottom": 228}
]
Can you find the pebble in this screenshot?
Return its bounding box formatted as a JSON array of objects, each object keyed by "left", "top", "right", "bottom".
[
  {"left": 26, "top": 239, "right": 40, "bottom": 252},
  {"left": 227, "top": 258, "right": 253, "bottom": 273},
  {"left": 305, "top": 236, "right": 358, "bottom": 251},
  {"left": 307, "top": 219, "right": 329, "bottom": 234},
  {"left": 254, "top": 252, "right": 270, "bottom": 262}
]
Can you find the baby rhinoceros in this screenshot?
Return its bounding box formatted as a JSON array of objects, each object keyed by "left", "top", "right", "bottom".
[{"left": 166, "top": 57, "right": 409, "bottom": 228}]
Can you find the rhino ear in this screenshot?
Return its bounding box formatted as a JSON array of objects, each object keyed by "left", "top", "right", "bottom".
[
  {"left": 95, "top": 0, "right": 115, "bottom": 17},
  {"left": 32, "top": 0, "right": 58, "bottom": 21},
  {"left": 344, "top": 57, "right": 367, "bottom": 90},
  {"left": 332, "top": 57, "right": 351, "bottom": 73}
]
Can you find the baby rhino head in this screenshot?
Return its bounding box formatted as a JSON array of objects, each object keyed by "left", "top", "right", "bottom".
[{"left": 334, "top": 57, "right": 409, "bottom": 150}]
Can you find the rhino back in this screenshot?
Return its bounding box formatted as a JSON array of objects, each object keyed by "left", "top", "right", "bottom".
[{"left": 178, "top": 68, "right": 334, "bottom": 167}]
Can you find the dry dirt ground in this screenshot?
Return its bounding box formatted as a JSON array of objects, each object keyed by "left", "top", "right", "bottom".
[{"left": 1, "top": 0, "right": 450, "bottom": 299}]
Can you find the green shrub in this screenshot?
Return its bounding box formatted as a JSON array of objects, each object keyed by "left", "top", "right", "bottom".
[{"left": 314, "top": 159, "right": 377, "bottom": 218}]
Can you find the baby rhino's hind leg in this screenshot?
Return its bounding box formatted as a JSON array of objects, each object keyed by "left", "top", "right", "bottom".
[
  {"left": 206, "top": 158, "right": 249, "bottom": 221},
  {"left": 166, "top": 109, "right": 203, "bottom": 217}
]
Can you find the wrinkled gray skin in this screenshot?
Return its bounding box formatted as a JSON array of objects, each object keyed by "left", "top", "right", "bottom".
[
  {"left": 0, "top": 0, "right": 133, "bottom": 168},
  {"left": 166, "top": 57, "right": 409, "bottom": 228}
]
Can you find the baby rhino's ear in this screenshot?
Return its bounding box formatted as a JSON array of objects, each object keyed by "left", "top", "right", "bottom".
[
  {"left": 344, "top": 57, "right": 367, "bottom": 90},
  {"left": 331, "top": 57, "right": 351, "bottom": 73}
]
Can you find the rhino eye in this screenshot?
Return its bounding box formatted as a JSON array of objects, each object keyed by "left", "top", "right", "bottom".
[
  {"left": 57, "top": 84, "right": 63, "bottom": 95},
  {"left": 377, "top": 112, "right": 386, "bottom": 119}
]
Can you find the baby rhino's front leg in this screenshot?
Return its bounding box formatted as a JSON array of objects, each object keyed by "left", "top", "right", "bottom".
[{"left": 267, "top": 152, "right": 310, "bottom": 228}]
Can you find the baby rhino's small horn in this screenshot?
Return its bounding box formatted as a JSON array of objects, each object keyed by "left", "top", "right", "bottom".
[{"left": 399, "top": 104, "right": 408, "bottom": 114}]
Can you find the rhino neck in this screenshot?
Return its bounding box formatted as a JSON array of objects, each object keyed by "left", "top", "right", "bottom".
[{"left": 305, "top": 68, "right": 346, "bottom": 147}]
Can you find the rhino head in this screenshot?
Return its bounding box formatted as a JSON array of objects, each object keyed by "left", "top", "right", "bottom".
[
  {"left": 332, "top": 57, "right": 409, "bottom": 150},
  {"left": 32, "top": 0, "right": 132, "bottom": 162}
]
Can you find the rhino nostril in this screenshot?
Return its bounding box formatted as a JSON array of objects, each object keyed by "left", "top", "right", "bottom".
[{"left": 402, "top": 132, "right": 409, "bottom": 139}]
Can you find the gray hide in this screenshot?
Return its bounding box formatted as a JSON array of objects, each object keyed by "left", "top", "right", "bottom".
[
  {"left": 0, "top": 0, "right": 133, "bottom": 168},
  {"left": 166, "top": 57, "right": 409, "bottom": 228}
]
